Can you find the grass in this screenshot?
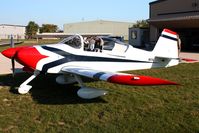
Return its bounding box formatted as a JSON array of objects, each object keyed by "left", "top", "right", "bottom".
[{"left": 0, "top": 63, "right": 198, "bottom": 133}]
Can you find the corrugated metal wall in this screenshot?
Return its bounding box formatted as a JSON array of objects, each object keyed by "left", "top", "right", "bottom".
[{"left": 64, "top": 20, "right": 134, "bottom": 40}]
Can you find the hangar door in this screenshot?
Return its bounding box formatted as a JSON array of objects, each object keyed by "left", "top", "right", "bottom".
[
  {"left": 175, "top": 28, "right": 199, "bottom": 51},
  {"left": 150, "top": 16, "right": 199, "bottom": 51}
]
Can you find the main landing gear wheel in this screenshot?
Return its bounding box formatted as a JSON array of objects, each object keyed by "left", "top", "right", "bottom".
[{"left": 74, "top": 74, "right": 108, "bottom": 99}]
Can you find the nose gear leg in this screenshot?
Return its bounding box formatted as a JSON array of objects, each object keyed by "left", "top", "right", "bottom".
[{"left": 18, "top": 71, "right": 40, "bottom": 94}]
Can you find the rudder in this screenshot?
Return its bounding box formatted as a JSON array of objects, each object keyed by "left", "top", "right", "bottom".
[{"left": 153, "top": 29, "right": 180, "bottom": 59}]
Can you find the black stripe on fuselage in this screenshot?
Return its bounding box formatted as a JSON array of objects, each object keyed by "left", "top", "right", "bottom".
[
  {"left": 42, "top": 46, "right": 71, "bottom": 56},
  {"left": 93, "top": 72, "right": 106, "bottom": 80},
  {"left": 161, "top": 34, "right": 178, "bottom": 41},
  {"left": 41, "top": 46, "right": 151, "bottom": 73}
]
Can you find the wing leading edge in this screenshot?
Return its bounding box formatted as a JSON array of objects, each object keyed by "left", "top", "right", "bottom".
[{"left": 61, "top": 66, "right": 178, "bottom": 86}]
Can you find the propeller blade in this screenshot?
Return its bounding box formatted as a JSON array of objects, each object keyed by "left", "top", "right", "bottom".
[
  {"left": 11, "top": 58, "right": 15, "bottom": 77},
  {"left": 10, "top": 35, "right": 15, "bottom": 77},
  {"left": 10, "top": 35, "right": 14, "bottom": 48}
]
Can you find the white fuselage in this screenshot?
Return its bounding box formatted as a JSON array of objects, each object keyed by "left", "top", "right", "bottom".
[{"left": 34, "top": 43, "right": 178, "bottom": 74}]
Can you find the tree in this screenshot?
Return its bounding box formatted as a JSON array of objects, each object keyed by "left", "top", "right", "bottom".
[
  {"left": 132, "top": 20, "right": 149, "bottom": 28},
  {"left": 26, "top": 21, "right": 39, "bottom": 39},
  {"left": 39, "top": 24, "right": 58, "bottom": 33}
]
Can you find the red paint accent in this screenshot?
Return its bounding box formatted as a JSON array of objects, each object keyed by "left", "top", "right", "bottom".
[
  {"left": 163, "top": 29, "right": 177, "bottom": 35},
  {"left": 181, "top": 58, "right": 198, "bottom": 62},
  {"left": 16, "top": 47, "right": 48, "bottom": 69},
  {"left": 1, "top": 47, "right": 26, "bottom": 59},
  {"left": 107, "top": 75, "right": 178, "bottom": 86}
]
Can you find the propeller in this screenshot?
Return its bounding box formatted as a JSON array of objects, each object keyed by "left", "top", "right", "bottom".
[
  {"left": 11, "top": 57, "right": 15, "bottom": 77},
  {"left": 10, "top": 35, "right": 15, "bottom": 77}
]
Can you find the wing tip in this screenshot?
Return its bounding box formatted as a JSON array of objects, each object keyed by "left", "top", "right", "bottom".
[{"left": 108, "top": 75, "right": 179, "bottom": 86}]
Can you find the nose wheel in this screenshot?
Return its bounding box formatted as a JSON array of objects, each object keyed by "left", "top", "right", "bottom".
[
  {"left": 18, "top": 71, "right": 39, "bottom": 94},
  {"left": 18, "top": 85, "right": 32, "bottom": 94}
]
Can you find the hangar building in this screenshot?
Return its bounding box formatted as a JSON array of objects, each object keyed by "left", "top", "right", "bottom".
[
  {"left": 64, "top": 20, "right": 134, "bottom": 40},
  {"left": 148, "top": 0, "right": 199, "bottom": 50},
  {"left": 0, "top": 24, "right": 26, "bottom": 39}
]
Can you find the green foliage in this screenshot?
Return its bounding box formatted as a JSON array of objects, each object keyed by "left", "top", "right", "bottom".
[
  {"left": 26, "top": 21, "right": 39, "bottom": 39},
  {"left": 40, "top": 24, "right": 58, "bottom": 33},
  {"left": 133, "top": 20, "right": 149, "bottom": 28},
  {"left": 0, "top": 63, "right": 199, "bottom": 132}
]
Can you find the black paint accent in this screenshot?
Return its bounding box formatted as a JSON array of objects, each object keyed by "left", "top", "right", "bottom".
[
  {"left": 93, "top": 72, "right": 106, "bottom": 80},
  {"left": 161, "top": 34, "right": 178, "bottom": 41},
  {"left": 41, "top": 46, "right": 151, "bottom": 73},
  {"left": 42, "top": 46, "right": 70, "bottom": 56},
  {"left": 42, "top": 58, "right": 69, "bottom": 73}
]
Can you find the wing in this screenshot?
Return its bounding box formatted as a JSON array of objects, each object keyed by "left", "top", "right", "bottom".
[{"left": 61, "top": 66, "right": 178, "bottom": 86}]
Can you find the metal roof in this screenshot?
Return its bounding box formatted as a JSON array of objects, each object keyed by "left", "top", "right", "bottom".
[
  {"left": 64, "top": 20, "right": 134, "bottom": 25},
  {"left": 0, "top": 24, "right": 26, "bottom": 27},
  {"left": 36, "top": 33, "right": 112, "bottom": 38},
  {"left": 148, "top": 15, "right": 199, "bottom": 22},
  {"left": 149, "top": 0, "right": 168, "bottom": 5}
]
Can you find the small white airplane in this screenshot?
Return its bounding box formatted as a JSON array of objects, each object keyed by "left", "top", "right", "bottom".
[{"left": 2, "top": 29, "right": 180, "bottom": 99}]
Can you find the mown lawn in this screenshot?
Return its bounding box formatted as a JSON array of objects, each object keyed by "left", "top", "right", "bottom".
[{"left": 0, "top": 62, "right": 198, "bottom": 133}]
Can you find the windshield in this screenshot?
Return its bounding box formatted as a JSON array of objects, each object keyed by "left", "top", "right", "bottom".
[{"left": 59, "top": 35, "right": 82, "bottom": 49}]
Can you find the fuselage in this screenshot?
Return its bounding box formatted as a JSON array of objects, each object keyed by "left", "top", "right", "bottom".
[
  {"left": 18, "top": 42, "right": 173, "bottom": 74},
  {"left": 33, "top": 43, "right": 155, "bottom": 73}
]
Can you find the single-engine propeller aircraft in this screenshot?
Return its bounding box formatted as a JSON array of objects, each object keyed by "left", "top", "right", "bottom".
[{"left": 2, "top": 29, "right": 180, "bottom": 99}]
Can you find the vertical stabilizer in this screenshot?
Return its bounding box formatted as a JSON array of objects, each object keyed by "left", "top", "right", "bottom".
[{"left": 153, "top": 29, "right": 180, "bottom": 59}]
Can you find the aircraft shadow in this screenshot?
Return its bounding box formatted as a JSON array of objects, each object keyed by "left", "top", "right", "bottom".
[{"left": 0, "top": 73, "right": 107, "bottom": 105}]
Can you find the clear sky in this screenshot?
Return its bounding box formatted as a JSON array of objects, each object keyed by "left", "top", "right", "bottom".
[{"left": 0, "top": 0, "right": 153, "bottom": 29}]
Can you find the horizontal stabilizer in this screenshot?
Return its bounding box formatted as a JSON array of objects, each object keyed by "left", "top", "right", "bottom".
[{"left": 181, "top": 58, "right": 198, "bottom": 63}]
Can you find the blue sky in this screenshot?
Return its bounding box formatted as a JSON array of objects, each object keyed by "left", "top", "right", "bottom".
[{"left": 0, "top": 0, "right": 153, "bottom": 29}]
